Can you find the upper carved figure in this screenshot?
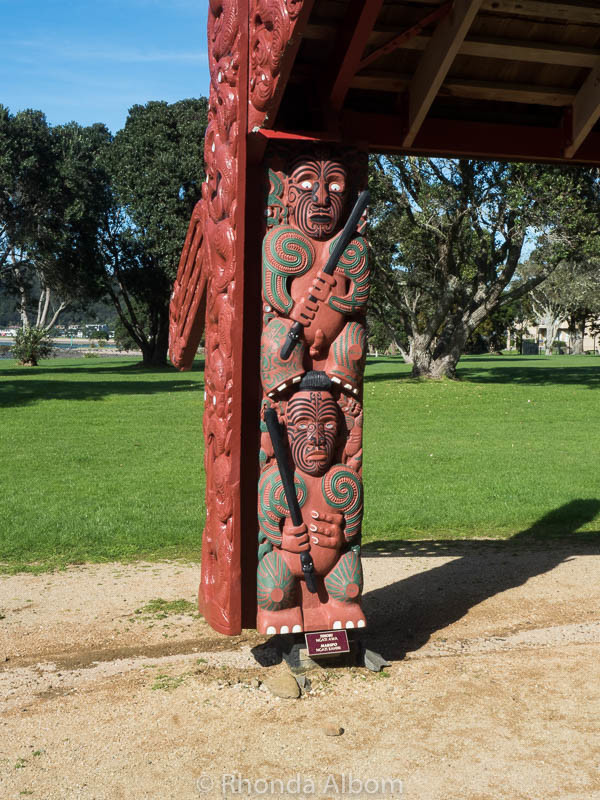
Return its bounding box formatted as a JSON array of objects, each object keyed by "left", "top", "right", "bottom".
[{"left": 287, "top": 152, "right": 348, "bottom": 241}]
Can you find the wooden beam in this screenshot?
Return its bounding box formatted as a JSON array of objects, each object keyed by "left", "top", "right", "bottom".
[
  {"left": 407, "top": 0, "right": 600, "bottom": 25},
  {"left": 340, "top": 110, "right": 600, "bottom": 163},
  {"left": 306, "top": 23, "right": 600, "bottom": 69},
  {"left": 391, "top": 34, "right": 599, "bottom": 69},
  {"left": 403, "top": 0, "right": 483, "bottom": 147},
  {"left": 327, "top": 0, "right": 385, "bottom": 113},
  {"left": 352, "top": 72, "right": 575, "bottom": 106},
  {"left": 359, "top": 3, "right": 452, "bottom": 72},
  {"left": 458, "top": 37, "right": 599, "bottom": 68},
  {"left": 255, "top": 116, "right": 600, "bottom": 163},
  {"left": 481, "top": 0, "right": 600, "bottom": 23},
  {"left": 565, "top": 60, "right": 600, "bottom": 157}
]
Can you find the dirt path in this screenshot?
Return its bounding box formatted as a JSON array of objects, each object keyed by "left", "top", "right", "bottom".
[{"left": 2, "top": 543, "right": 600, "bottom": 799}]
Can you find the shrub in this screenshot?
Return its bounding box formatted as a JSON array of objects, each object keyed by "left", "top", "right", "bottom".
[
  {"left": 114, "top": 319, "right": 137, "bottom": 351},
  {"left": 12, "top": 328, "right": 54, "bottom": 366}
]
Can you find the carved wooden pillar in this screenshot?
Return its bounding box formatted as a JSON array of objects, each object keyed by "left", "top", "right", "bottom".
[
  {"left": 170, "top": 0, "right": 340, "bottom": 635},
  {"left": 171, "top": 0, "right": 260, "bottom": 634},
  {"left": 256, "top": 145, "right": 369, "bottom": 634}
]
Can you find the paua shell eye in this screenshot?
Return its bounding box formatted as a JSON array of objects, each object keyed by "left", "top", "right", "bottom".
[
  {"left": 301, "top": 180, "right": 312, "bottom": 190},
  {"left": 330, "top": 182, "right": 342, "bottom": 192}
]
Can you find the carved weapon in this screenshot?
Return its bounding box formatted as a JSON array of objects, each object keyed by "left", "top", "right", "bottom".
[
  {"left": 279, "top": 189, "right": 370, "bottom": 361},
  {"left": 263, "top": 407, "right": 318, "bottom": 594}
]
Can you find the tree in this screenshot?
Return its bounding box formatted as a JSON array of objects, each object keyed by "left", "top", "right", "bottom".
[
  {"left": 465, "top": 300, "right": 525, "bottom": 355},
  {"left": 368, "top": 156, "right": 596, "bottom": 378},
  {"left": 0, "top": 107, "right": 111, "bottom": 334},
  {"left": 11, "top": 327, "right": 54, "bottom": 366},
  {"left": 101, "top": 99, "right": 208, "bottom": 366},
  {"left": 524, "top": 255, "right": 600, "bottom": 354}
]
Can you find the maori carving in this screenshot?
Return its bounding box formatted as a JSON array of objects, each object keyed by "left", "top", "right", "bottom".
[
  {"left": 198, "top": 0, "right": 243, "bottom": 634},
  {"left": 257, "top": 146, "right": 369, "bottom": 634},
  {"left": 248, "top": 0, "right": 310, "bottom": 131},
  {"left": 170, "top": 0, "right": 246, "bottom": 634}
]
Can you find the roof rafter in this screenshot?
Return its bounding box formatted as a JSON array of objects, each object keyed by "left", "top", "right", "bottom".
[
  {"left": 403, "top": 0, "right": 484, "bottom": 148},
  {"left": 326, "top": 0, "right": 385, "bottom": 113},
  {"left": 306, "top": 24, "right": 600, "bottom": 69},
  {"left": 359, "top": 3, "right": 452, "bottom": 73},
  {"left": 352, "top": 73, "right": 575, "bottom": 106},
  {"left": 565, "top": 60, "right": 600, "bottom": 158},
  {"left": 406, "top": 0, "right": 600, "bottom": 25}
]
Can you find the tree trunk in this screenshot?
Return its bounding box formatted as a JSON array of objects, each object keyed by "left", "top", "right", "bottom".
[
  {"left": 410, "top": 325, "right": 468, "bottom": 379},
  {"left": 409, "top": 333, "right": 433, "bottom": 377},
  {"left": 139, "top": 311, "right": 170, "bottom": 367}
]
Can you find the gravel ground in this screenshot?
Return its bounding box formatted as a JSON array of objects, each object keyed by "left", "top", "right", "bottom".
[{"left": 1, "top": 543, "right": 600, "bottom": 800}]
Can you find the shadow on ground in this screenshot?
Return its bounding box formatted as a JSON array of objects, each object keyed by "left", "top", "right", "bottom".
[
  {"left": 362, "top": 499, "right": 600, "bottom": 661},
  {"left": 460, "top": 364, "right": 600, "bottom": 387},
  {"left": 0, "top": 361, "right": 205, "bottom": 407},
  {"left": 363, "top": 355, "right": 600, "bottom": 386}
]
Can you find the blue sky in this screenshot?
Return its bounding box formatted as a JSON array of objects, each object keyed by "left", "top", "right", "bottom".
[{"left": 1, "top": 0, "right": 211, "bottom": 133}]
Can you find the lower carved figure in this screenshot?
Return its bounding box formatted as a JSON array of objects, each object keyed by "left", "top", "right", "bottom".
[{"left": 257, "top": 372, "right": 366, "bottom": 634}]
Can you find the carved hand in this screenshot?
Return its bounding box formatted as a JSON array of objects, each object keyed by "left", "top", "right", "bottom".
[
  {"left": 308, "top": 510, "right": 344, "bottom": 549},
  {"left": 281, "top": 519, "right": 310, "bottom": 553}
]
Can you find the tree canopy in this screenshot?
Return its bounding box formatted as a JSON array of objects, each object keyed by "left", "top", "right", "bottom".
[
  {"left": 0, "top": 98, "right": 208, "bottom": 366},
  {"left": 0, "top": 107, "right": 112, "bottom": 331},
  {"left": 368, "top": 156, "right": 599, "bottom": 378}
]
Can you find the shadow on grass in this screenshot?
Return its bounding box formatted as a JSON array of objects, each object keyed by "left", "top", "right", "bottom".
[
  {"left": 363, "top": 356, "right": 600, "bottom": 386},
  {"left": 0, "top": 359, "right": 205, "bottom": 377},
  {"left": 459, "top": 363, "right": 600, "bottom": 387},
  {"left": 0, "top": 360, "right": 205, "bottom": 407},
  {"left": 362, "top": 498, "right": 600, "bottom": 661}
]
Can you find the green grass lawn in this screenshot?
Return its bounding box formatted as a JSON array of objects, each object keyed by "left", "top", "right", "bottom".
[
  {"left": 1, "top": 357, "right": 205, "bottom": 571},
  {"left": 1, "top": 353, "right": 599, "bottom": 571},
  {"left": 364, "top": 354, "right": 600, "bottom": 543}
]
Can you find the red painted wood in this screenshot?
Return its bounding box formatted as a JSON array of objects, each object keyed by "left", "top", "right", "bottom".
[
  {"left": 169, "top": 200, "right": 208, "bottom": 371},
  {"left": 248, "top": 0, "right": 316, "bottom": 132},
  {"left": 340, "top": 112, "right": 600, "bottom": 163},
  {"left": 170, "top": 0, "right": 252, "bottom": 636},
  {"left": 253, "top": 117, "right": 600, "bottom": 165}
]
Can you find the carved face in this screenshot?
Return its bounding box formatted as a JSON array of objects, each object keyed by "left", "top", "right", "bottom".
[
  {"left": 288, "top": 154, "right": 348, "bottom": 240},
  {"left": 287, "top": 390, "right": 338, "bottom": 476}
]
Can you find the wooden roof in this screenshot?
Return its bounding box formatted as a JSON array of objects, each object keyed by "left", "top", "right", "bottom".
[{"left": 262, "top": 0, "right": 600, "bottom": 163}]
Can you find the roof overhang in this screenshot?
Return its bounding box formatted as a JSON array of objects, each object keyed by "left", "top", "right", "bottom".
[{"left": 249, "top": 0, "right": 600, "bottom": 164}]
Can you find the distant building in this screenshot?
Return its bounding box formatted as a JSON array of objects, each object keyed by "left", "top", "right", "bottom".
[{"left": 509, "top": 318, "right": 600, "bottom": 354}]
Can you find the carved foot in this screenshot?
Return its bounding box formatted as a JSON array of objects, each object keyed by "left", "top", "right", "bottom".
[
  {"left": 324, "top": 599, "right": 367, "bottom": 631},
  {"left": 257, "top": 606, "right": 304, "bottom": 636},
  {"left": 301, "top": 599, "right": 366, "bottom": 632}
]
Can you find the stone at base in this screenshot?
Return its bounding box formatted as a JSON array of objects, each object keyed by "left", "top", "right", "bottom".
[
  {"left": 263, "top": 665, "right": 301, "bottom": 699},
  {"left": 281, "top": 637, "right": 361, "bottom": 674}
]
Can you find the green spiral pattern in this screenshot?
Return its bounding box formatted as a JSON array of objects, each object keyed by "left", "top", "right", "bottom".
[
  {"left": 262, "top": 227, "right": 314, "bottom": 314},
  {"left": 258, "top": 464, "right": 307, "bottom": 545},
  {"left": 322, "top": 465, "right": 363, "bottom": 540},
  {"left": 327, "top": 235, "right": 370, "bottom": 314}
]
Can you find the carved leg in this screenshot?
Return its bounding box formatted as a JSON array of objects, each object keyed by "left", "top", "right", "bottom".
[
  {"left": 322, "top": 549, "right": 366, "bottom": 630},
  {"left": 256, "top": 549, "right": 303, "bottom": 634}
]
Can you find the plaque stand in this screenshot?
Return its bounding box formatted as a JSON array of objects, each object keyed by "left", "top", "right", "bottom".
[{"left": 252, "top": 631, "right": 389, "bottom": 674}]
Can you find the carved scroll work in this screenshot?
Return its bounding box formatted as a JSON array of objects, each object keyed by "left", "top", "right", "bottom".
[
  {"left": 248, "top": 0, "right": 314, "bottom": 132},
  {"left": 169, "top": 0, "right": 249, "bottom": 635},
  {"left": 257, "top": 147, "right": 370, "bottom": 635}
]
